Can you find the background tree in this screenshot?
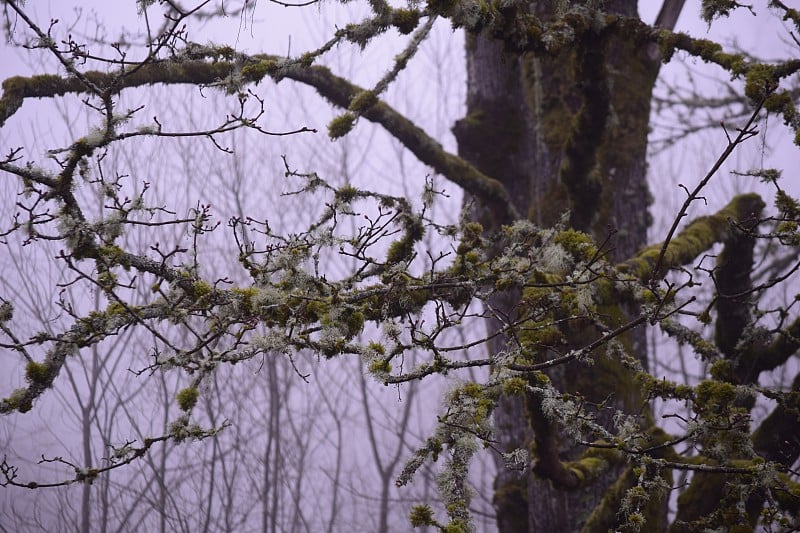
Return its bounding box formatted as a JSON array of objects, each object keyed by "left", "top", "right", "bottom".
[{"left": 1, "top": 1, "right": 800, "bottom": 532}]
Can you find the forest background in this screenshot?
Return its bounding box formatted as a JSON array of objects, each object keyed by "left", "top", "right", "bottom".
[{"left": 1, "top": 0, "right": 800, "bottom": 532}]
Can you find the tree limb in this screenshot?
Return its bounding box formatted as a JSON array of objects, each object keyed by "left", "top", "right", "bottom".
[
  {"left": 0, "top": 57, "right": 520, "bottom": 223},
  {"left": 654, "top": 0, "right": 686, "bottom": 30},
  {"left": 713, "top": 213, "right": 757, "bottom": 362},
  {"left": 618, "top": 193, "right": 765, "bottom": 282}
]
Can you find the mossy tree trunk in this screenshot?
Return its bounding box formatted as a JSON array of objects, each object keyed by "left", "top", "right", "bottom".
[{"left": 453, "top": 1, "right": 664, "bottom": 530}]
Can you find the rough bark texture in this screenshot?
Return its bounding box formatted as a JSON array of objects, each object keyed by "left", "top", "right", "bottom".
[
  {"left": 454, "top": 1, "right": 663, "bottom": 530},
  {"left": 454, "top": 32, "right": 537, "bottom": 532}
]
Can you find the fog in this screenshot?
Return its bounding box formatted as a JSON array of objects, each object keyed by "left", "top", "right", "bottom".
[{"left": 1, "top": 1, "right": 798, "bottom": 531}]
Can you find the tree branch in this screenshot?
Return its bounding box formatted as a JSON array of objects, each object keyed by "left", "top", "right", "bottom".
[
  {"left": 654, "top": 0, "right": 686, "bottom": 30},
  {"left": 749, "top": 315, "right": 800, "bottom": 374},
  {"left": 713, "top": 213, "right": 757, "bottom": 362},
  {"left": 0, "top": 56, "right": 520, "bottom": 223},
  {"left": 272, "top": 61, "right": 521, "bottom": 223},
  {"left": 618, "top": 193, "right": 765, "bottom": 282}
]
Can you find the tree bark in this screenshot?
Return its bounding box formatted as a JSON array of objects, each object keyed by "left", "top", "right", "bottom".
[{"left": 454, "top": 1, "right": 664, "bottom": 530}]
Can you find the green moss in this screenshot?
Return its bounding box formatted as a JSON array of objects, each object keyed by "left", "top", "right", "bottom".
[
  {"left": 231, "top": 287, "right": 259, "bottom": 298},
  {"left": 4, "top": 74, "right": 63, "bottom": 95},
  {"left": 674, "top": 470, "right": 753, "bottom": 531},
  {"left": 336, "top": 184, "right": 359, "bottom": 203},
  {"left": 772, "top": 474, "right": 800, "bottom": 514},
  {"left": 670, "top": 384, "right": 691, "bottom": 398},
  {"left": 0, "top": 301, "right": 12, "bottom": 322},
  {"left": 241, "top": 59, "right": 278, "bottom": 82},
  {"left": 409, "top": 504, "right": 435, "bottom": 527},
  {"left": 701, "top": 0, "right": 741, "bottom": 22},
  {"left": 321, "top": 338, "right": 346, "bottom": 358},
  {"left": 656, "top": 29, "right": 688, "bottom": 63},
  {"left": 657, "top": 31, "right": 747, "bottom": 74},
  {"left": 745, "top": 64, "right": 777, "bottom": 102},
  {"left": 386, "top": 238, "right": 414, "bottom": 263},
  {"left": 3, "top": 388, "right": 33, "bottom": 413},
  {"left": 442, "top": 519, "right": 469, "bottom": 533},
  {"left": 568, "top": 456, "right": 608, "bottom": 483},
  {"left": 328, "top": 112, "right": 356, "bottom": 140},
  {"left": 231, "top": 287, "right": 259, "bottom": 314},
  {"left": 426, "top": 0, "right": 457, "bottom": 16},
  {"left": 456, "top": 222, "right": 484, "bottom": 254},
  {"left": 98, "top": 244, "right": 125, "bottom": 264},
  {"left": 694, "top": 380, "right": 736, "bottom": 413},
  {"left": 176, "top": 387, "right": 199, "bottom": 411},
  {"left": 574, "top": 353, "right": 638, "bottom": 409},
  {"left": 639, "top": 373, "right": 677, "bottom": 398},
  {"left": 192, "top": 280, "right": 213, "bottom": 297},
  {"left": 369, "top": 358, "right": 392, "bottom": 374},
  {"left": 25, "top": 361, "right": 50, "bottom": 386},
  {"left": 776, "top": 190, "right": 800, "bottom": 218},
  {"left": 363, "top": 282, "right": 431, "bottom": 318},
  {"left": 560, "top": 287, "right": 595, "bottom": 315},
  {"left": 297, "top": 52, "right": 315, "bottom": 68},
  {"left": 532, "top": 371, "right": 550, "bottom": 386},
  {"left": 521, "top": 285, "right": 552, "bottom": 308},
  {"left": 520, "top": 321, "right": 564, "bottom": 350},
  {"left": 186, "top": 281, "right": 214, "bottom": 306},
  {"left": 462, "top": 221, "right": 483, "bottom": 239},
  {"left": 449, "top": 382, "right": 493, "bottom": 423},
  {"left": 367, "top": 341, "right": 385, "bottom": 355},
  {"left": 495, "top": 277, "right": 515, "bottom": 291},
  {"left": 392, "top": 8, "right": 421, "bottom": 34},
  {"left": 97, "top": 271, "right": 117, "bottom": 292},
  {"left": 463, "top": 251, "right": 480, "bottom": 264},
  {"left": 339, "top": 308, "right": 365, "bottom": 338},
  {"left": 303, "top": 299, "right": 330, "bottom": 323},
  {"left": 459, "top": 382, "right": 483, "bottom": 398},
  {"left": 502, "top": 377, "right": 527, "bottom": 396},
  {"left": 348, "top": 90, "right": 378, "bottom": 113},
  {"left": 1, "top": 75, "right": 27, "bottom": 94},
  {"left": 764, "top": 90, "right": 792, "bottom": 113},
  {"left": 709, "top": 360, "right": 734, "bottom": 381},
  {"left": 619, "top": 194, "right": 765, "bottom": 280},
  {"left": 106, "top": 302, "right": 128, "bottom": 316}
]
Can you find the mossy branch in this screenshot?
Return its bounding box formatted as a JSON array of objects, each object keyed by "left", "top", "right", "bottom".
[
  {"left": 752, "top": 371, "right": 800, "bottom": 467},
  {"left": 533, "top": 441, "right": 622, "bottom": 491},
  {"left": 0, "top": 304, "right": 164, "bottom": 414},
  {"left": 618, "top": 193, "right": 765, "bottom": 281},
  {"left": 0, "top": 63, "right": 234, "bottom": 127},
  {"left": 583, "top": 466, "right": 666, "bottom": 533},
  {"left": 670, "top": 372, "right": 799, "bottom": 530},
  {"left": 713, "top": 214, "right": 757, "bottom": 361},
  {"left": 1, "top": 56, "right": 519, "bottom": 225},
  {"left": 275, "top": 61, "right": 520, "bottom": 224},
  {"left": 750, "top": 316, "right": 800, "bottom": 373}
]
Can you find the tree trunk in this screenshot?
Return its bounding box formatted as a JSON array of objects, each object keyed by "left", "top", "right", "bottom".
[{"left": 453, "top": 1, "right": 663, "bottom": 530}]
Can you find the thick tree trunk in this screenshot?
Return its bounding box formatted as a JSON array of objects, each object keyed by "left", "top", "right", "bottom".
[
  {"left": 454, "top": 2, "right": 662, "bottom": 531},
  {"left": 454, "top": 33, "right": 537, "bottom": 532}
]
